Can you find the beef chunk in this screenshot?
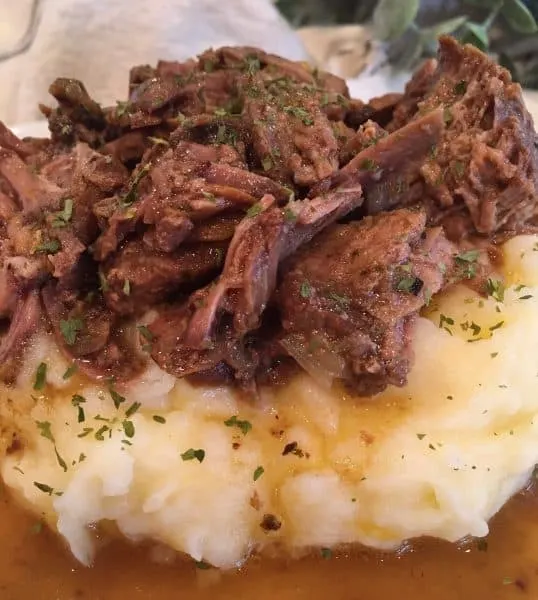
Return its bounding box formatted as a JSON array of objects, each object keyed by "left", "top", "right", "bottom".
[
  {"left": 277, "top": 209, "right": 456, "bottom": 396},
  {"left": 149, "top": 112, "right": 444, "bottom": 383},
  {"left": 41, "top": 283, "right": 146, "bottom": 382},
  {"left": 102, "top": 240, "right": 227, "bottom": 314},
  {"left": 93, "top": 140, "right": 288, "bottom": 260},
  {"left": 149, "top": 186, "right": 365, "bottom": 380},
  {"left": 242, "top": 75, "right": 339, "bottom": 187},
  {"left": 339, "top": 120, "right": 387, "bottom": 165},
  {"left": 1, "top": 38, "right": 535, "bottom": 389},
  {"left": 387, "top": 37, "right": 538, "bottom": 237},
  {"left": 0, "top": 291, "right": 41, "bottom": 383}
]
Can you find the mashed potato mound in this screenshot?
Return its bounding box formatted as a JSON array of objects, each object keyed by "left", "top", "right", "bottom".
[{"left": 2, "top": 235, "right": 538, "bottom": 569}]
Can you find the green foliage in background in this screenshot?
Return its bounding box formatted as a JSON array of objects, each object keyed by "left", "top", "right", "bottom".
[{"left": 276, "top": 0, "right": 538, "bottom": 87}]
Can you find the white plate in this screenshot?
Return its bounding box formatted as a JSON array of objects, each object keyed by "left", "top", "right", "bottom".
[{"left": 10, "top": 90, "right": 538, "bottom": 138}]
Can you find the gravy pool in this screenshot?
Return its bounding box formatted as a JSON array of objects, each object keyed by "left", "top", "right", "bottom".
[{"left": 0, "top": 482, "right": 537, "bottom": 599}]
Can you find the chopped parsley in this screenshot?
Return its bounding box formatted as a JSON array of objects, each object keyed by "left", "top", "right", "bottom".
[
  {"left": 320, "top": 548, "right": 333, "bottom": 559},
  {"left": 328, "top": 291, "right": 350, "bottom": 308},
  {"left": 52, "top": 198, "right": 74, "bottom": 228},
  {"left": 62, "top": 364, "right": 77, "bottom": 380},
  {"left": 122, "top": 420, "right": 135, "bottom": 438},
  {"left": 300, "top": 281, "right": 312, "bottom": 299},
  {"left": 261, "top": 155, "right": 273, "bottom": 172},
  {"left": 125, "top": 402, "right": 141, "bottom": 418},
  {"left": 110, "top": 388, "right": 126, "bottom": 409},
  {"left": 153, "top": 415, "right": 166, "bottom": 424},
  {"left": 246, "top": 203, "right": 264, "bottom": 218},
  {"left": 60, "top": 317, "right": 83, "bottom": 346},
  {"left": 486, "top": 278, "right": 505, "bottom": 302},
  {"left": 455, "top": 249, "right": 479, "bottom": 279},
  {"left": 203, "top": 58, "right": 216, "bottom": 73},
  {"left": 94, "top": 425, "right": 110, "bottom": 441},
  {"left": 519, "top": 294, "right": 533, "bottom": 300},
  {"left": 115, "top": 101, "right": 132, "bottom": 117},
  {"left": 77, "top": 428, "right": 94, "bottom": 438},
  {"left": 33, "top": 362, "right": 47, "bottom": 391},
  {"left": 489, "top": 321, "right": 504, "bottom": 332},
  {"left": 34, "top": 238, "right": 61, "bottom": 255},
  {"left": 360, "top": 158, "right": 378, "bottom": 171},
  {"left": 283, "top": 206, "right": 297, "bottom": 222},
  {"left": 396, "top": 274, "right": 424, "bottom": 295},
  {"left": 33, "top": 482, "right": 58, "bottom": 496},
  {"left": 439, "top": 314, "right": 455, "bottom": 330},
  {"left": 137, "top": 325, "right": 155, "bottom": 343},
  {"left": 202, "top": 191, "right": 216, "bottom": 202},
  {"left": 253, "top": 465, "right": 264, "bottom": 481},
  {"left": 283, "top": 106, "right": 314, "bottom": 126},
  {"left": 71, "top": 394, "right": 87, "bottom": 423},
  {"left": 416, "top": 433, "right": 426, "bottom": 440},
  {"left": 36, "top": 420, "right": 54, "bottom": 442},
  {"left": 454, "top": 80, "right": 467, "bottom": 95},
  {"left": 120, "top": 163, "right": 151, "bottom": 208},
  {"left": 195, "top": 560, "right": 211, "bottom": 570},
  {"left": 224, "top": 415, "right": 252, "bottom": 435},
  {"left": 181, "top": 448, "right": 205, "bottom": 463}
]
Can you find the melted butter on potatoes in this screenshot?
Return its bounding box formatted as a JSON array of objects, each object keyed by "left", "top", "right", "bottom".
[{"left": 3, "top": 235, "right": 538, "bottom": 568}]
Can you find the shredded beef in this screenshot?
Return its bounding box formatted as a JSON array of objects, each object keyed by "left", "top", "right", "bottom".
[
  {"left": 278, "top": 209, "right": 456, "bottom": 396},
  {"left": 0, "top": 38, "right": 536, "bottom": 394}
]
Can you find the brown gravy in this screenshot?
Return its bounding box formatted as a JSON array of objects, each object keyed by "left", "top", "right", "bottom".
[{"left": 0, "top": 483, "right": 537, "bottom": 599}]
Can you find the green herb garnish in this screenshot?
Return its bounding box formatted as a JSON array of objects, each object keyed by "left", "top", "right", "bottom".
[
  {"left": 34, "top": 239, "right": 61, "bottom": 255},
  {"left": 181, "top": 448, "right": 205, "bottom": 463},
  {"left": 71, "top": 394, "right": 86, "bottom": 423},
  {"left": 33, "top": 362, "right": 47, "bottom": 391},
  {"left": 224, "top": 415, "right": 252, "bottom": 435},
  {"left": 60, "top": 318, "right": 83, "bottom": 346},
  {"left": 486, "top": 278, "right": 505, "bottom": 302}
]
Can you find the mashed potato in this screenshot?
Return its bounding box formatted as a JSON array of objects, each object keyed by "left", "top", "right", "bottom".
[{"left": 2, "top": 235, "right": 538, "bottom": 569}]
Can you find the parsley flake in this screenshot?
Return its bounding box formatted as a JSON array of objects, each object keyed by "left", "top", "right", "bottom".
[
  {"left": 181, "top": 448, "right": 205, "bottom": 463},
  {"left": 300, "top": 281, "right": 312, "bottom": 299},
  {"left": 246, "top": 203, "right": 264, "bottom": 218},
  {"left": 283, "top": 106, "right": 314, "bottom": 126},
  {"left": 454, "top": 80, "right": 467, "bottom": 95},
  {"left": 253, "top": 465, "right": 264, "bottom": 481},
  {"left": 261, "top": 155, "right": 273, "bottom": 172},
  {"left": 125, "top": 402, "right": 141, "bottom": 418},
  {"left": 360, "top": 158, "right": 377, "bottom": 171},
  {"left": 71, "top": 394, "right": 86, "bottom": 423},
  {"left": 123, "top": 420, "right": 135, "bottom": 438},
  {"left": 110, "top": 388, "right": 126, "bottom": 409},
  {"left": 60, "top": 318, "right": 83, "bottom": 346},
  {"left": 396, "top": 274, "right": 424, "bottom": 295},
  {"left": 33, "top": 482, "right": 55, "bottom": 496},
  {"left": 62, "top": 364, "right": 77, "bottom": 380},
  {"left": 33, "top": 362, "right": 47, "bottom": 391},
  {"left": 52, "top": 198, "right": 74, "bottom": 228},
  {"left": 486, "top": 278, "right": 505, "bottom": 302},
  {"left": 224, "top": 415, "right": 252, "bottom": 435},
  {"left": 34, "top": 239, "right": 61, "bottom": 255},
  {"left": 36, "top": 420, "right": 54, "bottom": 442},
  {"left": 153, "top": 415, "right": 166, "bottom": 424}
]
